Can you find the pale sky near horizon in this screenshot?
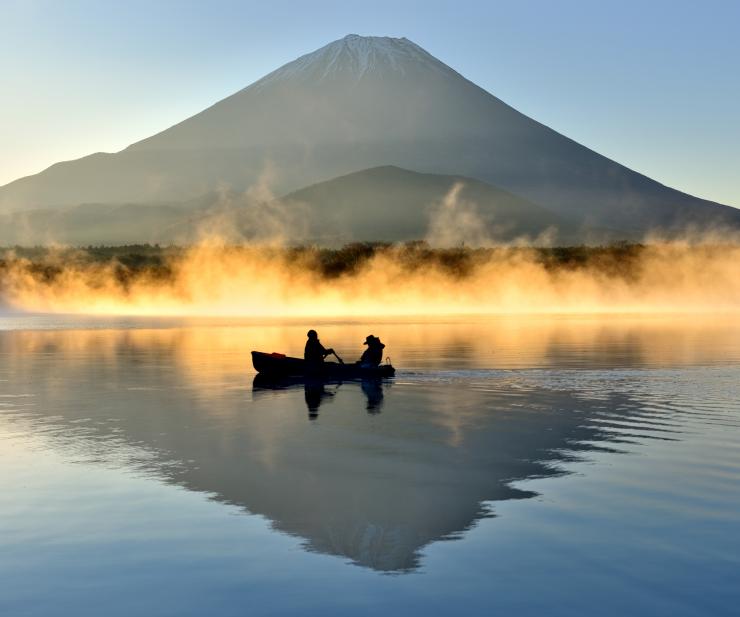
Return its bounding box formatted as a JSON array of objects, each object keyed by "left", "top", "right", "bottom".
[{"left": 2, "top": 0, "right": 738, "bottom": 207}]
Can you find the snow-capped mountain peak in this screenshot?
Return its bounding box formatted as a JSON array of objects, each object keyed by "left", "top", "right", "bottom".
[
  {"left": 251, "top": 34, "right": 454, "bottom": 89},
  {"left": 3, "top": 32, "right": 737, "bottom": 238}
]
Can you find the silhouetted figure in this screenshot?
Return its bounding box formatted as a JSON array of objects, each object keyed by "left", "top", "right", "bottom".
[
  {"left": 304, "top": 380, "right": 335, "bottom": 420},
  {"left": 359, "top": 335, "right": 385, "bottom": 368},
  {"left": 361, "top": 379, "right": 384, "bottom": 414},
  {"left": 304, "top": 330, "right": 336, "bottom": 368}
]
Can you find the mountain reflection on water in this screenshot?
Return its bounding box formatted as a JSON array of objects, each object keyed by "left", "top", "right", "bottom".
[{"left": 1, "top": 317, "right": 739, "bottom": 573}]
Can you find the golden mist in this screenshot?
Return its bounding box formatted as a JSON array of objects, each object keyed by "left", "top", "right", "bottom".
[{"left": 1, "top": 243, "right": 740, "bottom": 317}]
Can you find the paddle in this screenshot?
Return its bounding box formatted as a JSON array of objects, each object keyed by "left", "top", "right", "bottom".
[{"left": 331, "top": 350, "right": 345, "bottom": 365}]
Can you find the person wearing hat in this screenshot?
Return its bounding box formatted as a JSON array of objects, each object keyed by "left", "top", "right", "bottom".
[{"left": 358, "top": 335, "right": 385, "bottom": 368}]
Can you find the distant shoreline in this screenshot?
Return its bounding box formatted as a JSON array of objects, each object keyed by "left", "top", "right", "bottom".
[
  {"left": 0, "top": 241, "right": 655, "bottom": 282},
  {"left": 2, "top": 242, "right": 739, "bottom": 317}
]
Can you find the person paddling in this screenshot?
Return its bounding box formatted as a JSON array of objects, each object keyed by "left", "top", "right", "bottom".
[{"left": 304, "top": 330, "right": 340, "bottom": 367}]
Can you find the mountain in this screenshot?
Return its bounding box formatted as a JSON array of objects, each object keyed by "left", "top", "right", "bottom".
[
  {"left": 0, "top": 191, "right": 222, "bottom": 246},
  {"left": 2, "top": 167, "right": 614, "bottom": 246},
  {"left": 278, "top": 166, "right": 615, "bottom": 245},
  {"left": 0, "top": 202, "right": 195, "bottom": 246},
  {"left": 165, "top": 165, "right": 607, "bottom": 246},
  {"left": 1, "top": 34, "right": 738, "bottom": 238}
]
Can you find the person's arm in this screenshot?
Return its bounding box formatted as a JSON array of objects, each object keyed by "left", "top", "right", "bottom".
[{"left": 321, "top": 344, "right": 334, "bottom": 357}]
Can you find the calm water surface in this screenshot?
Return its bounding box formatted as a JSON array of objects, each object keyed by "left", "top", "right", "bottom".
[{"left": 1, "top": 315, "right": 739, "bottom": 616}]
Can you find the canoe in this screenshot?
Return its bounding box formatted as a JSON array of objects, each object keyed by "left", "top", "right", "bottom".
[{"left": 251, "top": 351, "right": 395, "bottom": 379}]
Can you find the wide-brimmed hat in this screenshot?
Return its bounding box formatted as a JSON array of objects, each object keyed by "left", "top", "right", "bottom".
[{"left": 363, "top": 335, "right": 376, "bottom": 345}]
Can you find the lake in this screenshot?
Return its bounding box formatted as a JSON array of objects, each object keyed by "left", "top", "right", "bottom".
[{"left": 1, "top": 314, "right": 739, "bottom": 616}]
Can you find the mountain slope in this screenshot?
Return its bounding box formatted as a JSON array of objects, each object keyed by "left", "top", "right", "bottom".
[
  {"left": 0, "top": 201, "right": 202, "bottom": 246},
  {"left": 167, "top": 165, "right": 607, "bottom": 246},
  {"left": 0, "top": 167, "right": 611, "bottom": 246},
  {"left": 1, "top": 34, "right": 737, "bottom": 236},
  {"left": 278, "top": 166, "right": 611, "bottom": 244}
]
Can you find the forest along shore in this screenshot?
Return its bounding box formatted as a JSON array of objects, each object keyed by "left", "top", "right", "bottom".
[
  {"left": 1, "top": 242, "right": 739, "bottom": 316},
  {"left": 0, "top": 242, "right": 658, "bottom": 287}
]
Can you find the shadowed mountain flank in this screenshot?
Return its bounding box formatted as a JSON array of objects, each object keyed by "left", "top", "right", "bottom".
[
  {"left": 163, "top": 166, "right": 616, "bottom": 246},
  {"left": 0, "top": 34, "right": 737, "bottom": 238},
  {"left": 0, "top": 167, "right": 615, "bottom": 246},
  {"left": 278, "top": 166, "right": 615, "bottom": 245}
]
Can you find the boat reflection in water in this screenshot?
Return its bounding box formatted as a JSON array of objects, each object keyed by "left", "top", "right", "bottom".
[
  {"left": 2, "top": 318, "right": 738, "bottom": 573},
  {"left": 304, "top": 381, "right": 334, "bottom": 418},
  {"left": 361, "top": 379, "right": 385, "bottom": 413},
  {"left": 252, "top": 374, "right": 388, "bottom": 418}
]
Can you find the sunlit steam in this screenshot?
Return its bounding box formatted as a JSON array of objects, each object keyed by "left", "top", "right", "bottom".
[
  {"left": 2, "top": 168, "right": 740, "bottom": 317},
  {"left": 180, "top": 164, "right": 310, "bottom": 247},
  {"left": 425, "top": 182, "right": 560, "bottom": 248},
  {"left": 426, "top": 183, "right": 491, "bottom": 247},
  {"left": 2, "top": 241, "right": 740, "bottom": 316}
]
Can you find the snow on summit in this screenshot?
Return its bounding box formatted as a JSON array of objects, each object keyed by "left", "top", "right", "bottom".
[
  {"left": 252, "top": 34, "right": 453, "bottom": 88},
  {"left": 3, "top": 32, "right": 738, "bottom": 237}
]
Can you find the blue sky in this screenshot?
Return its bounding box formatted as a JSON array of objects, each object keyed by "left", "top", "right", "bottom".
[{"left": 2, "top": 0, "right": 738, "bottom": 206}]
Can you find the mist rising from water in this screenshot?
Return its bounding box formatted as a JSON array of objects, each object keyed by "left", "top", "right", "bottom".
[{"left": 2, "top": 241, "right": 740, "bottom": 317}]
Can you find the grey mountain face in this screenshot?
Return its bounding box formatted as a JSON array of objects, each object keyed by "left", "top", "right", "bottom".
[
  {"left": 1, "top": 34, "right": 737, "bottom": 238},
  {"left": 0, "top": 167, "right": 620, "bottom": 246},
  {"left": 278, "top": 166, "right": 619, "bottom": 245}
]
